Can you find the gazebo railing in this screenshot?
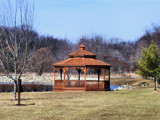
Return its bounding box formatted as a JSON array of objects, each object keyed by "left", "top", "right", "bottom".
[
  {"left": 54, "top": 80, "right": 63, "bottom": 88},
  {"left": 65, "top": 80, "right": 85, "bottom": 87},
  {"left": 54, "top": 80, "right": 110, "bottom": 90},
  {"left": 86, "top": 80, "right": 104, "bottom": 90}
]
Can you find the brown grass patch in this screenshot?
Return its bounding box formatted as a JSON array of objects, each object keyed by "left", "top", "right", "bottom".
[{"left": 0, "top": 88, "right": 160, "bottom": 120}]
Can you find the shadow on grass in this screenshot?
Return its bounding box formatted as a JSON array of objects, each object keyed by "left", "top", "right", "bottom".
[
  {"left": 10, "top": 103, "right": 35, "bottom": 106},
  {"left": 21, "top": 98, "right": 46, "bottom": 100},
  {"left": 16, "top": 103, "right": 35, "bottom": 106},
  {"left": 5, "top": 97, "right": 46, "bottom": 101}
]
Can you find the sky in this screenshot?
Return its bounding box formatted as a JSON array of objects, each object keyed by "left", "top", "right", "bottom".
[{"left": 1, "top": 0, "right": 160, "bottom": 43}]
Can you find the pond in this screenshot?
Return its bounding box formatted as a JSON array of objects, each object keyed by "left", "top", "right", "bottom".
[{"left": 110, "top": 85, "right": 123, "bottom": 91}]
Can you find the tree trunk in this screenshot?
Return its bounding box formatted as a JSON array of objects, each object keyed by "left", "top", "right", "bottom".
[
  {"left": 13, "top": 81, "right": 17, "bottom": 100},
  {"left": 154, "top": 75, "right": 157, "bottom": 91},
  {"left": 17, "top": 79, "right": 21, "bottom": 105}
]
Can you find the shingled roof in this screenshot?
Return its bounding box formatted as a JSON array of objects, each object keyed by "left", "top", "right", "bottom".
[
  {"left": 68, "top": 44, "right": 96, "bottom": 58},
  {"left": 54, "top": 44, "right": 111, "bottom": 68}
]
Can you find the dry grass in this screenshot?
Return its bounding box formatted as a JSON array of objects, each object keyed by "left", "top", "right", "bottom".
[
  {"left": 111, "top": 77, "right": 150, "bottom": 86},
  {"left": 1, "top": 88, "right": 160, "bottom": 120},
  {"left": 0, "top": 76, "right": 160, "bottom": 120},
  {"left": 111, "top": 76, "right": 160, "bottom": 90}
]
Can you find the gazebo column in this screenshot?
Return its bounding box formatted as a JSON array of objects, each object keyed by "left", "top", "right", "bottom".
[
  {"left": 97, "top": 69, "right": 101, "bottom": 88},
  {"left": 60, "top": 69, "right": 63, "bottom": 87},
  {"left": 63, "top": 68, "right": 66, "bottom": 89},
  {"left": 54, "top": 68, "right": 56, "bottom": 89},
  {"left": 102, "top": 68, "right": 105, "bottom": 90},
  {"left": 84, "top": 67, "right": 87, "bottom": 90}
]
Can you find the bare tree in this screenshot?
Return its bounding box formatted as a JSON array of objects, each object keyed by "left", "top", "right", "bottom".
[
  {"left": 0, "top": 0, "right": 34, "bottom": 104},
  {"left": 28, "top": 47, "right": 54, "bottom": 75}
]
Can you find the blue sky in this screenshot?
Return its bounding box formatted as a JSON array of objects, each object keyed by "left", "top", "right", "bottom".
[{"left": 1, "top": 0, "right": 160, "bottom": 43}]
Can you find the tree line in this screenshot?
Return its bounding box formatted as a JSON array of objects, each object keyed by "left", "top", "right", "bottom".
[{"left": 1, "top": 25, "right": 160, "bottom": 76}]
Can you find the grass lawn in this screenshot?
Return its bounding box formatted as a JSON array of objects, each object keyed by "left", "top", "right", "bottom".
[{"left": 0, "top": 88, "right": 160, "bottom": 120}]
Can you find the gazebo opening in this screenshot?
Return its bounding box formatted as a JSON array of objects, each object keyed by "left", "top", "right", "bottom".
[{"left": 53, "top": 44, "right": 111, "bottom": 91}]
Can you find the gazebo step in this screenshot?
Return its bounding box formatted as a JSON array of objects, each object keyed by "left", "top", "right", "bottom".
[
  {"left": 86, "top": 88, "right": 105, "bottom": 91},
  {"left": 65, "top": 87, "right": 84, "bottom": 89},
  {"left": 53, "top": 87, "right": 63, "bottom": 92},
  {"left": 54, "top": 87, "right": 109, "bottom": 91},
  {"left": 65, "top": 87, "right": 85, "bottom": 90},
  {"left": 53, "top": 87, "right": 85, "bottom": 92}
]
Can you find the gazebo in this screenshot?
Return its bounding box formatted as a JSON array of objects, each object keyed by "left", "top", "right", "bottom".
[{"left": 53, "top": 44, "right": 111, "bottom": 91}]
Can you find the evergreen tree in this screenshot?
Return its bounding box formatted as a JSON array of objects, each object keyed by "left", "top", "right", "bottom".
[{"left": 137, "top": 41, "right": 160, "bottom": 90}]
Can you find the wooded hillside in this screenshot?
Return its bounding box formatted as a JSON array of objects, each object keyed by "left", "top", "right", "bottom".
[{"left": 0, "top": 25, "right": 160, "bottom": 75}]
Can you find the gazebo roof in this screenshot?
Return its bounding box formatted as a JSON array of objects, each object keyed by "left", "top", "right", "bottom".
[
  {"left": 68, "top": 44, "right": 96, "bottom": 58},
  {"left": 53, "top": 44, "right": 111, "bottom": 68}
]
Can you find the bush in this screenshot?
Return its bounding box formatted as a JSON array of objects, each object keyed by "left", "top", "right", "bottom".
[
  {"left": 0, "top": 84, "right": 14, "bottom": 92},
  {"left": 0, "top": 83, "right": 53, "bottom": 92}
]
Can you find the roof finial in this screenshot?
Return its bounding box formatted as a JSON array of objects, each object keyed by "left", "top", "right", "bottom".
[{"left": 79, "top": 44, "right": 85, "bottom": 50}]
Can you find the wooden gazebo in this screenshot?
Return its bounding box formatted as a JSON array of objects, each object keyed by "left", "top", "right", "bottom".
[{"left": 53, "top": 44, "right": 111, "bottom": 91}]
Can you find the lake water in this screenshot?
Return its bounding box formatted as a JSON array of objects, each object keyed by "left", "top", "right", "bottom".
[{"left": 110, "top": 85, "right": 123, "bottom": 91}]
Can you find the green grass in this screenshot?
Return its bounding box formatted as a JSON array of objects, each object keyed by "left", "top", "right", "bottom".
[{"left": 0, "top": 89, "right": 160, "bottom": 120}]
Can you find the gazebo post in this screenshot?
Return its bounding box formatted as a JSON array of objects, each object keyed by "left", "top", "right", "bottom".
[
  {"left": 84, "top": 67, "right": 87, "bottom": 90},
  {"left": 63, "top": 68, "right": 66, "bottom": 89},
  {"left": 60, "top": 68, "right": 63, "bottom": 87},
  {"left": 54, "top": 68, "right": 56, "bottom": 90},
  {"left": 97, "top": 69, "right": 101, "bottom": 88},
  {"left": 103, "top": 68, "right": 105, "bottom": 90},
  {"left": 60, "top": 69, "right": 63, "bottom": 80}
]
